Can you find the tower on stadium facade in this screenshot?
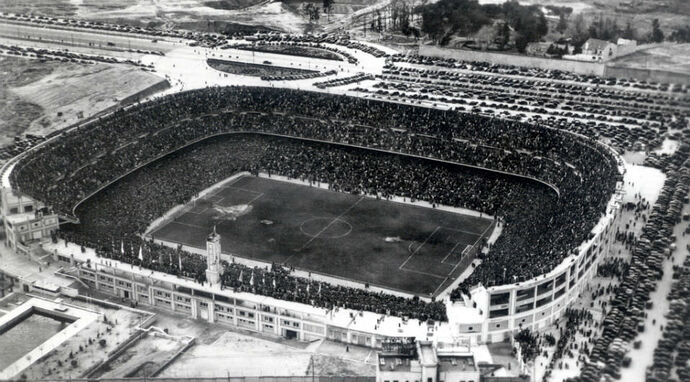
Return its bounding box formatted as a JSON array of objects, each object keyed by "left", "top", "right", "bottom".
[{"left": 206, "top": 226, "right": 221, "bottom": 287}]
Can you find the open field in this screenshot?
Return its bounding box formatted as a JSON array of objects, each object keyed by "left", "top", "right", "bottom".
[
  {"left": 0, "top": 0, "right": 306, "bottom": 33},
  {"left": 94, "top": 331, "right": 187, "bottom": 379},
  {"left": 0, "top": 55, "right": 166, "bottom": 147},
  {"left": 152, "top": 175, "right": 493, "bottom": 296},
  {"left": 610, "top": 43, "right": 690, "bottom": 74},
  {"left": 0, "top": 55, "right": 56, "bottom": 147},
  {"left": 156, "top": 312, "right": 375, "bottom": 378}
]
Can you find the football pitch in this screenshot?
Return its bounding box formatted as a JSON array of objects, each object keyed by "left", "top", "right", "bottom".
[{"left": 151, "top": 175, "right": 494, "bottom": 297}]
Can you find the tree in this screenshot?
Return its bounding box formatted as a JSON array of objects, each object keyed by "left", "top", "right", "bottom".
[
  {"left": 622, "top": 21, "right": 635, "bottom": 40},
  {"left": 651, "top": 18, "right": 664, "bottom": 42},
  {"left": 497, "top": 22, "right": 510, "bottom": 48},
  {"left": 573, "top": 13, "right": 586, "bottom": 37},
  {"left": 302, "top": 3, "right": 320, "bottom": 23},
  {"left": 322, "top": 0, "right": 332, "bottom": 21},
  {"left": 556, "top": 14, "right": 568, "bottom": 34}
]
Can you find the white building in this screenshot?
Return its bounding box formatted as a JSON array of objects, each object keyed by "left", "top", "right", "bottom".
[
  {"left": 376, "top": 340, "right": 480, "bottom": 382},
  {"left": 564, "top": 38, "right": 638, "bottom": 62}
]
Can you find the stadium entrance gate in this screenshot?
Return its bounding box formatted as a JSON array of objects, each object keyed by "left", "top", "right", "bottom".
[{"left": 283, "top": 329, "right": 298, "bottom": 339}]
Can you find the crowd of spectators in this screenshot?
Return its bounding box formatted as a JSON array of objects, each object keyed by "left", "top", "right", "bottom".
[{"left": 12, "top": 86, "right": 620, "bottom": 318}]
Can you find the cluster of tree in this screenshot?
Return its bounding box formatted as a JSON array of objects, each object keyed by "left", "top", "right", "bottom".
[
  {"left": 362, "top": 0, "right": 420, "bottom": 38},
  {"left": 419, "top": 0, "right": 547, "bottom": 52},
  {"left": 567, "top": 14, "right": 668, "bottom": 47},
  {"left": 420, "top": 0, "right": 491, "bottom": 45},
  {"left": 389, "top": 0, "right": 418, "bottom": 37},
  {"left": 669, "top": 25, "right": 690, "bottom": 42},
  {"left": 302, "top": 3, "right": 321, "bottom": 22}
]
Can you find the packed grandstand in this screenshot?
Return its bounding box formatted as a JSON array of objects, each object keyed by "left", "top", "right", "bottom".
[{"left": 10, "top": 86, "right": 621, "bottom": 322}]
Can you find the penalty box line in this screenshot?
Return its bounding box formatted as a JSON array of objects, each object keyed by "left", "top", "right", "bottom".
[
  {"left": 188, "top": 185, "right": 264, "bottom": 215},
  {"left": 445, "top": 221, "right": 495, "bottom": 278},
  {"left": 185, "top": 177, "right": 245, "bottom": 215},
  {"left": 398, "top": 226, "right": 440, "bottom": 270}
]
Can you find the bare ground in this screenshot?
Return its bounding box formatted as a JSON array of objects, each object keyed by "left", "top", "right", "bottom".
[
  {"left": 18, "top": 298, "right": 149, "bottom": 380},
  {"left": 0, "top": 55, "right": 165, "bottom": 147},
  {"left": 0, "top": 55, "right": 62, "bottom": 146}
]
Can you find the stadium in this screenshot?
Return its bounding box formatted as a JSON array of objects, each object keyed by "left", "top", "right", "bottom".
[{"left": 4, "top": 84, "right": 625, "bottom": 346}]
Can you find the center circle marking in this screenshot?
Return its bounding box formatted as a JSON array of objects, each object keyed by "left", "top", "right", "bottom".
[{"left": 299, "top": 217, "right": 353, "bottom": 239}]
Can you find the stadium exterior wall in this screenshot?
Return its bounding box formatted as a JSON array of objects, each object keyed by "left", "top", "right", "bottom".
[
  {"left": 454, "top": 175, "right": 625, "bottom": 344},
  {"left": 418, "top": 46, "right": 606, "bottom": 76}
]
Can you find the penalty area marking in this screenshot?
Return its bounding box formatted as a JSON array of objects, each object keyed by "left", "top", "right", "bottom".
[
  {"left": 398, "top": 226, "right": 440, "bottom": 270},
  {"left": 441, "top": 242, "right": 463, "bottom": 263},
  {"left": 445, "top": 221, "right": 495, "bottom": 278}
]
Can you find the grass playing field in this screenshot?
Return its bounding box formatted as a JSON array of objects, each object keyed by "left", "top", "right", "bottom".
[{"left": 151, "top": 175, "right": 494, "bottom": 297}]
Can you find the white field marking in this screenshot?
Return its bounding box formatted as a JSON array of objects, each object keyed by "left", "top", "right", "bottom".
[
  {"left": 170, "top": 221, "right": 206, "bottom": 230},
  {"left": 188, "top": 196, "right": 225, "bottom": 215},
  {"left": 431, "top": 277, "right": 451, "bottom": 297},
  {"left": 246, "top": 192, "right": 264, "bottom": 205},
  {"left": 398, "top": 226, "right": 440, "bottom": 270},
  {"left": 398, "top": 267, "right": 447, "bottom": 280},
  {"left": 441, "top": 242, "right": 463, "bottom": 263},
  {"left": 446, "top": 222, "right": 495, "bottom": 277},
  {"left": 225, "top": 185, "right": 264, "bottom": 195},
  {"left": 442, "top": 226, "right": 484, "bottom": 237},
  {"left": 290, "top": 196, "right": 365, "bottom": 256},
  {"left": 183, "top": 177, "right": 244, "bottom": 215}
]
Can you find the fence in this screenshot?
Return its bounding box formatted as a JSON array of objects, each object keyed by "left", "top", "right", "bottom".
[{"left": 604, "top": 65, "right": 690, "bottom": 85}]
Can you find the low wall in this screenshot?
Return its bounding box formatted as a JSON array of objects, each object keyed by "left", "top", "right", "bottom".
[
  {"left": 419, "top": 45, "right": 606, "bottom": 76},
  {"left": 119, "top": 79, "right": 171, "bottom": 105}
]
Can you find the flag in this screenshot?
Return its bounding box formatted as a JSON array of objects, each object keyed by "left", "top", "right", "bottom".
[
  {"left": 318, "top": 282, "right": 322, "bottom": 295},
  {"left": 169, "top": 252, "right": 172, "bottom": 265},
  {"left": 250, "top": 271, "right": 254, "bottom": 286},
  {"left": 272, "top": 277, "right": 276, "bottom": 289},
  {"left": 306, "top": 283, "right": 310, "bottom": 294},
  {"left": 239, "top": 270, "right": 243, "bottom": 283},
  {"left": 120, "top": 241, "right": 124, "bottom": 255},
  {"left": 178, "top": 253, "right": 183, "bottom": 271},
  {"left": 138, "top": 246, "right": 143, "bottom": 261}
]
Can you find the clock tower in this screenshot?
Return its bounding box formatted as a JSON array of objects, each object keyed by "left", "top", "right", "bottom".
[{"left": 206, "top": 226, "right": 221, "bottom": 287}]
